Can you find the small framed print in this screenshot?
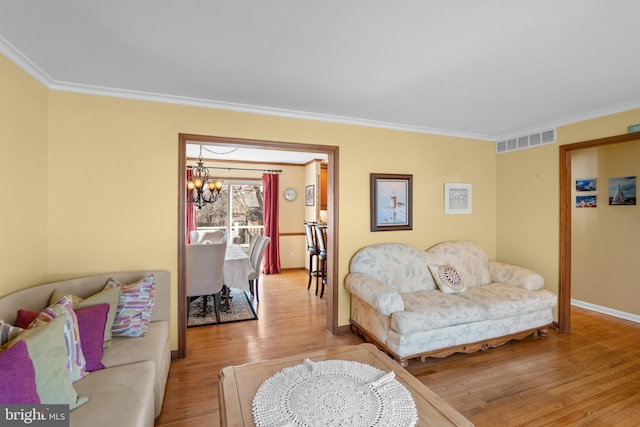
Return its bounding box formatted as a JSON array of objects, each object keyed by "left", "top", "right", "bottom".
[
  {"left": 576, "top": 178, "right": 597, "bottom": 192},
  {"left": 370, "top": 173, "right": 413, "bottom": 231},
  {"left": 444, "top": 183, "right": 472, "bottom": 214},
  {"left": 305, "top": 185, "right": 315, "bottom": 206}
]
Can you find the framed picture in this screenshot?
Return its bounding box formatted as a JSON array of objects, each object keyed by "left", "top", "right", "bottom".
[
  {"left": 608, "top": 176, "right": 636, "bottom": 205},
  {"left": 444, "top": 183, "right": 472, "bottom": 214},
  {"left": 576, "top": 178, "right": 597, "bottom": 192},
  {"left": 370, "top": 173, "right": 413, "bottom": 231},
  {"left": 576, "top": 195, "right": 597, "bottom": 208},
  {"left": 305, "top": 185, "right": 315, "bottom": 206}
]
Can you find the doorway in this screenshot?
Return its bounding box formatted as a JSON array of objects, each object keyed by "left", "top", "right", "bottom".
[
  {"left": 177, "top": 133, "right": 339, "bottom": 358},
  {"left": 558, "top": 132, "right": 639, "bottom": 332}
]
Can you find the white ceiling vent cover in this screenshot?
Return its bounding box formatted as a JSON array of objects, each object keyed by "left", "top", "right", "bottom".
[{"left": 496, "top": 129, "right": 556, "bottom": 153}]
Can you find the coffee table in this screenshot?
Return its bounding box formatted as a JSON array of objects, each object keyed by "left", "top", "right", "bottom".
[{"left": 218, "top": 343, "right": 474, "bottom": 426}]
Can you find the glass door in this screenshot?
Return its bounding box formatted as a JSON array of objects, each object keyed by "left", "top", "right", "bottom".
[{"left": 195, "top": 181, "right": 264, "bottom": 251}]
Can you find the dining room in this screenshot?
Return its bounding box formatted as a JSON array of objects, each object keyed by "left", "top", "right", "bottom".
[{"left": 179, "top": 136, "right": 333, "bottom": 356}]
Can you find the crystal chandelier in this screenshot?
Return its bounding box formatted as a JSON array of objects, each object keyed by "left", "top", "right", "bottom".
[{"left": 187, "top": 145, "right": 224, "bottom": 209}]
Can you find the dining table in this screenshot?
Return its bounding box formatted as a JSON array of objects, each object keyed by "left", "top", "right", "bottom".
[{"left": 223, "top": 244, "right": 254, "bottom": 294}]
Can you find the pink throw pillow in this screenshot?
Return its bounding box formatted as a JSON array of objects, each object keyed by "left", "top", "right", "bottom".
[
  {"left": 0, "top": 340, "right": 40, "bottom": 404},
  {"left": 75, "top": 304, "right": 109, "bottom": 372},
  {"left": 15, "top": 309, "right": 38, "bottom": 329}
]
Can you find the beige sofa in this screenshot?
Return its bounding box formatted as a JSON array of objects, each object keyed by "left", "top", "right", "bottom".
[
  {"left": 0, "top": 270, "right": 171, "bottom": 427},
  {"left": 345, "top": 241, "right": 557, "bottom": 367}
]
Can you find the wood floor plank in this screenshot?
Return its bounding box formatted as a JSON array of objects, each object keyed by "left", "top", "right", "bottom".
[{"left": 155, "top": 269, "right": 640, "bottom": 426}]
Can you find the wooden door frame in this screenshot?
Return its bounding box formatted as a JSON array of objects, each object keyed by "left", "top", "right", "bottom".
[
  {"left": 177, "top": 133, "right": 339, "bottom": 358},
  {"left": 558, "top": 132, "right": 639, "bottom": 332}
]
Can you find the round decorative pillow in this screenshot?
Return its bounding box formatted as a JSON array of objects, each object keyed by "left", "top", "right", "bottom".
[{"left": 429, "top": 264, "right": 466, "bottom": 293}]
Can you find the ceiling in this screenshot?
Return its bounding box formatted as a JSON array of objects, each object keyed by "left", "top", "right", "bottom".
[{"left": 2, "top": 1, "right": 640, "bottom": 141}]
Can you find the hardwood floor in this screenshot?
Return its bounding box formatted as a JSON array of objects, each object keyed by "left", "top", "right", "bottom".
[
  {"left": 155, "top": 269, "right": 362, "bottom": 427},
  {"left": 155, "top": 269, "right": 640, "bottom": 426}
]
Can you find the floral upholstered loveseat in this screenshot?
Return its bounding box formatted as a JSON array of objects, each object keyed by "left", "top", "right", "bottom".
[{"left": 345, "top": 241, "right": 557, "bottom": 367}]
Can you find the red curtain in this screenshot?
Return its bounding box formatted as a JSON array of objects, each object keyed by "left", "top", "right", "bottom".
[
  {"left": 186, "top": 169, "right": 197, "bottom": 244},
  {"left": 262, "top": 173, "right": 281, "bottom": 274}
]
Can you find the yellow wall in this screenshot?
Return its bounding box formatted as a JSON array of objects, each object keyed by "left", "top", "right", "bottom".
[
  {"left": 0, "top": 55, "right": 49, "bottom": 293},
  {"left": 571, "top": 141, "right": 640, "bottom": 315},
  {"left": 496, "top": 143, "right": 559, "bottom": 298},
  {"left": 496, "top": 107, "right": 640, "bottom": 321},
  {"left": 1, "top": 53, "right": 501, "bottom": 351}
]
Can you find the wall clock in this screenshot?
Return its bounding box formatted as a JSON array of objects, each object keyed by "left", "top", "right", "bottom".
[{"left": 284, "top": 188, "right": 297, "bottom": 201}]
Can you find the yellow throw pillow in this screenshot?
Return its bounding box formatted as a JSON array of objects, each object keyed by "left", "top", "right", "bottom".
[{"left": 50, "top": 286, "right": 121, "bottom": 346}]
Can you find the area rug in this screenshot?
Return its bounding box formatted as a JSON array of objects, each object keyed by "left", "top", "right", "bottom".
[{"left": 187, "top": 288, "right": 258, "bottom": 327}]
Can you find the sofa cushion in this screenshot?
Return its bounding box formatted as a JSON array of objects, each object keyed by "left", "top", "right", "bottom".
[
  {"left": 100, "top": 320, "right": 170, "bottom": 418},
  {"left": 425, "top": 241, "right": 492, "bottom": 288},
  {"left": 349, "top": 244, "right": 436, "bottom": 293},
  {"left": 0, "top": 340, "right": 40, "bottom": 404},
  {"left": 71, "top": 361, "right": 155, "bottom": 427},
  {"left": 101, "top": 320, "right": 168, "bottom": 369},
  {"left": 456, "top": 283, "right": 558, "bottom": 320},
  {"left": 392, "top": 291, "right": 486, "bottom": 334},
  {"left": 428, "top": 264, "right": 466, "bottom": 293}
]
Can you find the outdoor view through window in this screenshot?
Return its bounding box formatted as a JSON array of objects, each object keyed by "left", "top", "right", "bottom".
[{"left": 196, "top": 182, "right": 264, "bottom": 250}]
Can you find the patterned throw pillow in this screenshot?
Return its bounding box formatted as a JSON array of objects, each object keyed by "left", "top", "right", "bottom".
[
  {"left": 104, "top": 275, "right": 156, "bottom": 338},
  {"left": 29, "top": 295, "right": 88, "bottom": 382},
  {"left": 428, "top": 264, "right": 466, "bottom": 294},
  {"left": 0, "top": 320, "right": 25, "bottom": 345},
  {"left": 1, "top": 314, "right": 88, "bottom": 409}
]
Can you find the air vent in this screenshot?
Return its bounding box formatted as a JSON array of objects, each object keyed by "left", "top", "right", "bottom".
[{"left": 496, "top": 129, "right": 556, "bottom": 154}]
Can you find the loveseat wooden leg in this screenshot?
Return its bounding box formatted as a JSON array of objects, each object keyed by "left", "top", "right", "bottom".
[
  {"left": 396, "top": 357, "right": 409, "bottom": 368},
  {"left": 538, "top": 328, "right": 548, "bottom": 337}
]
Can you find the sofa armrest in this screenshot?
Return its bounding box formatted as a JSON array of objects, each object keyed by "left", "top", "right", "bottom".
[
  {"left": 345, "top": 273, "right": 405, "bottom": 316},
  {"left": 489, "top": 262, "right": 544, "bottom": 291}
]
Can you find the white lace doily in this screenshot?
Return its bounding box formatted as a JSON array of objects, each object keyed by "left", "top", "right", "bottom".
[{"left": 252, "top": 358, "right": 418, "bottom": 427}]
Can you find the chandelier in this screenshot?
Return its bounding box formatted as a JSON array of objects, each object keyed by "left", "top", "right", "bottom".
[{"left": 187, "top": 145, "right": 224, "bottom": 209}]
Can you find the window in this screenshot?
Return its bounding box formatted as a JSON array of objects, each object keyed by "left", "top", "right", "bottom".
[{"left": 195, "top": 181, "right": 263, "bottom": 250}]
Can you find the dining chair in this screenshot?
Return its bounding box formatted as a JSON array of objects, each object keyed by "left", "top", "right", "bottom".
[
  {"left": 248, "top": 233, "right": 260, "bottom": 258},
  {"left": 303, "top": 221, "right": 320, "bottom": 293},
  {"left": 186, "top": 242, "right": 226, "bottom": 322},
  {"left": 247, "top": 235, "right": 271, "bottom": 303},
  {"left": 314, "top": 224, "right": 327, "bottom": 298},
  {"left": 200, "top": 229, "right": 225, "bottom": 243}
]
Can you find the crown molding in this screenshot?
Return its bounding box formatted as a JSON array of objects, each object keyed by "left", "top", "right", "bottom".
[
  {"left": 3, "top": 36, "right": 639, "bottom": 144},
  {"left": 48, "top": 80, "right": 496, "bottom": 141},
  {"left": 0, "top": 34, "right": 54, "bottom": 86},
  {"left": 0, "top": 35, "right": 495, "bottom": 141},
  {"left": 496, "top": 99, "right": 640, "bottom": 142}
]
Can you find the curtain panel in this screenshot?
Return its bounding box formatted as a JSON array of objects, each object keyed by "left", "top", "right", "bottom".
[
  {"left": 186, "top": 169, "right": 197, "bottom": 244},
  {"left": 262, "top": 174, "right": 281, "bottom": 274}
]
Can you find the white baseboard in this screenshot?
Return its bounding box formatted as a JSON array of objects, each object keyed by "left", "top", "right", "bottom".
[{"left": 571, "top": 299, "right": 640, "bottom": 324}]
